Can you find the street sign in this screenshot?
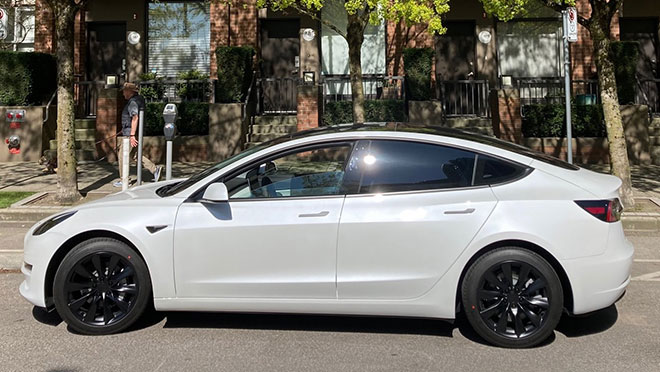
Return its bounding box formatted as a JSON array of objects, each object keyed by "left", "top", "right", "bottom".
[
  {"left": 567, "top": 7, "right": 578, "bottom": 43},
  {"left": 0, "top": 8, "right": 8, "bottom": 41}
]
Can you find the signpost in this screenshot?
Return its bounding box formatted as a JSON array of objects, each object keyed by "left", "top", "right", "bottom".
[
  {"left": 0, "top": 8, "right": 8, "bottom": 41},
  {"left": 562, "top": 7, "right": 578, "bottom": 164}
]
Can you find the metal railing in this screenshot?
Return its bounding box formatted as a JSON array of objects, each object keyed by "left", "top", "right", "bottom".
[
  {"left": 438, "top": 80, "right": 490, "bottom": 117},
  {"left": 138, "top": 79, "right": 214, "bottom": 103},
  {"left": 322, "top": 75, "right": 405, "bottom": 102},
  {"left": 74, "top": 81, "right": 103, "bottom": 118},
  {"left": 636, "top": 78, "right": 660, "bottom": 115},
  {"left": 257, "top": 77, "right": 299, "bottom": 114},
  {"left": 516, "top": 77, "right": 599, "bottom": 107}
]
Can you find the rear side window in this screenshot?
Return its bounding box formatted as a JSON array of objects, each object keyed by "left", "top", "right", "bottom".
[
  {"left": 473, "top": 154, "right": 528, "bottom": 186},
  {"left": 343, "top": 140, "right": 477, "bottom": 194}
]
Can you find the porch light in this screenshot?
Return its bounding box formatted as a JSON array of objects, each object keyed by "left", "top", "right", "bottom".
[
  {"left": 501, "top": 75, "right": 513, "bottom": 87},
  {"left": 303, "top": 71, "right": 316, "bottom": 85},
  {"left": 105, "top": 74, "right": 119, "bottom": 88}
]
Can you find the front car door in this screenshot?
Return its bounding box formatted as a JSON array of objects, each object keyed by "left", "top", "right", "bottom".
[
  {"left": 173, "top": 142, "right": 353, "bottom": 299},
  {"left": 337, "top": 139, "right": 498, "bottom": 300}
]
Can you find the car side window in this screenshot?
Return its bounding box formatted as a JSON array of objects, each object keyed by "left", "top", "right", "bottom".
[
  {"left": 343, "top": 140, "right": 477, "bottom": 194},
  {"left": 473, "top": 154, "right": 527, "bottom": 186},
  {"left": 225, "top": 144, "right": 352, "bottom": 199}
]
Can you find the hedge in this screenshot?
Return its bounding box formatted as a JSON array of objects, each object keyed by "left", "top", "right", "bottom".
[
  {"left": 322, "top": 100, "right": 406, "bottom": 126},
  {"left": 403, "top": 48, "right": 434, "bottom": 101},
  {"left": 0, "top": 52, "right": 57, "bottom": 106},
  {"left": 522, "top": 103, "right": 606, "bottom": 137},
  {"left": 145, "top": 102, "right": 209, "bottom": 136},
  {"left": 610, "top": 41, "right": 639, "bottom": 105},
  {"left": 216, "top": 46, "right": 255, "bottom": 103}
]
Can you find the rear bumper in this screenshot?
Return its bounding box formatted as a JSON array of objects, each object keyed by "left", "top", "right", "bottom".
[{"left": 562, "top": 224, "right": 634, "bottom": 315}]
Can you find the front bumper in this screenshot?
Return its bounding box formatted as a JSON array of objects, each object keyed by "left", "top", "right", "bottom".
[
  {"left": 562, "top": 224, "right": 634, "bottom": 315},
  {"left": 19, "top": 230, "right": 68, "bottom": 309}
]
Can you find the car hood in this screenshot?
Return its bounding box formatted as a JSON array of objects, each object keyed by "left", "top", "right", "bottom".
[{"left": 81, "top": 179, "right": 186, "bottom": 206}]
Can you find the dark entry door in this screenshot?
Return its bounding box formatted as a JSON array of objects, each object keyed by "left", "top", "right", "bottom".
[
  {"left": 620, "top": 18, "right": 659, "bottom": 109},
  {"left": 87, "top": 22, "right": 127, "bottom": 82},
  {"left": 260, "top": 19, "right": 300, "bottom": 113},
  {"left": 435, "top": 21, "right": 476, "bottom": 81}
]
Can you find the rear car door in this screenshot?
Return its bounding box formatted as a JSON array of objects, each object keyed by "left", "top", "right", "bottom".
[{"left": 336, "top": 139, "right": 499, "bottom": 300}]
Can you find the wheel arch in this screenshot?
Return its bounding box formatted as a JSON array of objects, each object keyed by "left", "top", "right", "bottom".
[
  {"left": 44, "top": 230, "right": 152, "bottom": 305},
  {"left": 455, "top": 239, "right": 574, "bottom": 315}
]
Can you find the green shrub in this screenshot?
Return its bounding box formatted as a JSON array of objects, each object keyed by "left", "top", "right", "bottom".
[
  {"left": 403, "top": 48, "right": 434, "bottom": 101},
  {"left": 145, "top": 102, "right": 209, "bottom": 136},
  {"left": 216, "top": 46, "right": 255, "bottom": 103},
  {"left": 322, "top": 100, "right": 406, "bottom": 126},
  {"left": 0, "top": 52, "right": 57, "bottom": 106},
  {"left": 610, "top": 41, "right": 639, "bottom": 104},
  {"left": 522, "top": 103, "right": 606, "bottom": 137},
  {"left": 138, "top": 72, "right": 166, "bottom": 101},
  {"left": 176, "top": 69, "right": 210, "bottom": 101}
]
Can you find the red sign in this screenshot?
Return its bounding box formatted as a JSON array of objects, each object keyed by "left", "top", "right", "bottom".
[{"left": 9, "top": 122, "right": 20, "bottom": 129}]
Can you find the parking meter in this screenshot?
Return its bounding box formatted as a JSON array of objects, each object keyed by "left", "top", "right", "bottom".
[{"left": 163, "top": 104, "right": 177, "bottom": 180}]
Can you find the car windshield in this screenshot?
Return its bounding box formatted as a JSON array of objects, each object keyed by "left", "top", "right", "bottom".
[{"left": 158, "top": 143, "right": 270, "bottom": 197}]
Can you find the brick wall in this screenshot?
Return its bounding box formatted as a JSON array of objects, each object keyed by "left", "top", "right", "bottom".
[
  {"left": 297, "top": 85, "right": 321, "bottom": 131},
  {"left": 34, "top": 0, "right": 54, "bottom": 54},
  {"left": 386, "top": 21, "right": 435, "bottom": 81},
  {"left": 210, "top": 0, "right": 258, "bottom": 79},
  {"left": 490, "top": 89, "right": 523, "bottom": 144}
]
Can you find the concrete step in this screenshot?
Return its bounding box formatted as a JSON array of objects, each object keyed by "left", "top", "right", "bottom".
[
  {"left": 250, "top": 133, "right": 287, "bottom": 143},
  {"left": 251, "top": 124, "right": 297, "bottom": 135},
  {"left": 650, "top": 117, "right": 660, "bottom": 128},
  {"left": 254, "top": 115, "right": 297, "bottom": 127},
  {"left": 49, "top": 140, "right": 97, "bottom": 151},
  {"left": 444, "top": 117, "right": 493, "bottom": 129},
  {"left": 75, "top": 128, "right": 96, "bottom": 141},
  {"left": 74, "top": 119, "right": 96, "bottom": 130},
  {"left": 650, "top": 136, "right": 660, "bottom": 147},
  {"left": 649, "top": 127, "right": 660, "bottom": 137}
]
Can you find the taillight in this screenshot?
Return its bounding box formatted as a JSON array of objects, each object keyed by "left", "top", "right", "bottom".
[{"left": 575, "top": 199, "right": 623, "bottom": 222}]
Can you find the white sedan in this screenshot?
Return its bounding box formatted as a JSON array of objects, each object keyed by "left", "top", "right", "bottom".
[{"left": 20, "top": 124, "right": 633, "bottom": 348}]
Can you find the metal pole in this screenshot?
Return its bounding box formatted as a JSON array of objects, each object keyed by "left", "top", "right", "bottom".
[
  {"left": 121, "top": 137, "right": 130, "bottom": 191},
  {"left": 136, "top": 110, "right": 144, "bottom": 185},
  {"left": 166, "top": 141, "right": 173, "bottom": 181},
  {"left": 562, "top": 10, "right": 574, "bottom": 164}
]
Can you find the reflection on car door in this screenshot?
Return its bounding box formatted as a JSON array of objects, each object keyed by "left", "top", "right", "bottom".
[
  {"left": 337, "top": 140, "right": 498, "bottom": 300},
  {"left": 173, "top": 143, "right": 353, "bottom": 299}
]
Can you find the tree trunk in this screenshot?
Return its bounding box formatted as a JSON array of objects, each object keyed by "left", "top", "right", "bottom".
[
  {"left": 346, "top": 13, "right": 366, "bottom": 124},
  {"left": 588, "top": 8, "right": 635, "bottom": 208},
  {"left": 52, "top": 1, "right": 81, "bottom": 204}
]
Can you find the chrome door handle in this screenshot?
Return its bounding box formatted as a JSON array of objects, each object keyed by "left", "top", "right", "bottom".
[
  {"left": 444, "top": 208, "right": 475, "bottom": 215},
  {"left": 299, "top": 211, "right": 330, "bottom": 218}
]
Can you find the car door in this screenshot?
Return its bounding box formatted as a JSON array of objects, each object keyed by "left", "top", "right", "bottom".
[
  {"left": 337, "top": 139, "right": 498, "bottom": 300},
  {"left": 173, "top": 142, "right": 353, "bottom": 299}
]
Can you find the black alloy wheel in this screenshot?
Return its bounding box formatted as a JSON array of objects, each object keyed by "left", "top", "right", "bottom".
[
  {"left": 462, "top": 248, "right": 563, "bottom": 348},
  {"left": 53, "top": 238, "right": 151, "bottom": 335}
]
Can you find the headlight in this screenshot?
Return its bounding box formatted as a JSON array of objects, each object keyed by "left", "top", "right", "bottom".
[{"left": 33, "top": 211, "right": 77, "bottom": 236}]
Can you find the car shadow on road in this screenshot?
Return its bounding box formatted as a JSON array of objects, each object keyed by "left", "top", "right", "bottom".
[
  {"left": 555, "top": 304, "right": 618, "bottom": 337},
  {"left": 32, "top": 306, "right": 63, "bottom": 327},
  {"left": 162, "top": 312, "right": 456, "bottom": 337}
]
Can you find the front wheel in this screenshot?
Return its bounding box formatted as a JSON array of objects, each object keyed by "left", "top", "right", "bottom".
[
  {"left": 461, "top": 247, "right": 564, "bottom": 348},
  {"left": 53, "top": 238, "right": 152, "bottom": 335}
]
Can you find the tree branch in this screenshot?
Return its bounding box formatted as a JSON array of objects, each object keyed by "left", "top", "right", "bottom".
[{"left": 289, "top": 3, "right": 347, "bottom": 38}]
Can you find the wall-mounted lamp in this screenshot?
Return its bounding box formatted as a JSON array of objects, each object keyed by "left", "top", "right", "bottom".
[
  {"left": 303, "top": 71, "right": 316, "bottom": 85},
  {"left": 105, "top": 74, "right": 119, "bottom": 88}
]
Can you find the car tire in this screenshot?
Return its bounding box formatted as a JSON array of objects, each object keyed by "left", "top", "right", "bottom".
[
  {"left": 461, "top": 247, "right": 563, "bottom": 348},
  {"left": 53, "top": 238, "right": 152, "bottom": 335}
]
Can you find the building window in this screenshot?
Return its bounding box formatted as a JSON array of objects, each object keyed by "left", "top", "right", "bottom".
[
  {"left": 147, "top": 1, "right": 210, "bottom": 77},
  {"left": 497, "top": 20, "right": 564, "bottom": 78},
  {"left": 0, "top": 3, "right": 36, "bottom": 52}
]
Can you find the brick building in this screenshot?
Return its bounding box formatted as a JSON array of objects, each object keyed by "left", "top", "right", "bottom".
[{"left": 21, "top": 0, "right": 660, "bottom": 162}]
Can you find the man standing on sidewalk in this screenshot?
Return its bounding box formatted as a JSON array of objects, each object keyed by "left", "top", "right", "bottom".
[{"left": 114, "top": 83, "right": 162, "bottom": 188}]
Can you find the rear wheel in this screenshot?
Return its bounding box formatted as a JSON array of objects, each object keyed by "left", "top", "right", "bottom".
[
  {"left": 53, "top": 238, "right": 151, "bottom": 335},
  {"left": 461, "top": 247, "right": 563, "bottom": 348}
]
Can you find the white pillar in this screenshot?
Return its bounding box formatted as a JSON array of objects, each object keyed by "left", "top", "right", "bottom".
[{"left": 122, "top": 137, "right": 130, "bottom": 191}]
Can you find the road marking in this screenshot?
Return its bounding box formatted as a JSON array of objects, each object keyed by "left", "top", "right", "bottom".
[
  {"left": 634, "top": 259, "right": 660, "bottom": 263},
  {"left": 632, "top": 271, "right": 660, "bottom": 282}
]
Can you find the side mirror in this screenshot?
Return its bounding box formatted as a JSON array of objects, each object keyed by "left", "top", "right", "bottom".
[{"left": 202, "top": 183, "right": 229, "bottom": 203}]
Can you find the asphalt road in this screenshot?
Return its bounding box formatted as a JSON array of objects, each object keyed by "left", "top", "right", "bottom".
[{"left": 0, "top": 230, "right": 658, "bottom": 372}]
